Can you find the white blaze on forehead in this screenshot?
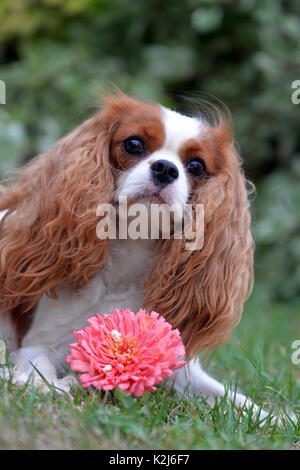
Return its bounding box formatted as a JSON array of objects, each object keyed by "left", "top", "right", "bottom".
[{"left": 161, "top": 106, "right": 202, "bottom": 153}]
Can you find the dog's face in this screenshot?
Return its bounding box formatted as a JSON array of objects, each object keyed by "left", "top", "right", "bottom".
[{"left": 109, "top": 98, "right": 224, "bottom": 213}]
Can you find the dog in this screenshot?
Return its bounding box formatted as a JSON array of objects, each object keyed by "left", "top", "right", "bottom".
[{"left": 0, "top": 90, "right": 272, "bottom": 421}]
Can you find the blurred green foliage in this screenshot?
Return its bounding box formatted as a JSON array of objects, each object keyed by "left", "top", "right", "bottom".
[{"left": 0, "top": 0, "right": 299, "bottom": 302}]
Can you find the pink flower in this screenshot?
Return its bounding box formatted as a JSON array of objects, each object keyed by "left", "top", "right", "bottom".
[{"left": 66, "top": 308, "right": 186, "bottom": 396}]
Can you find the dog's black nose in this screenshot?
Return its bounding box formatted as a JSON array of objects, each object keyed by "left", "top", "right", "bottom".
[{"left": 150, "top": 159, "right": 179, "bottom": 187}]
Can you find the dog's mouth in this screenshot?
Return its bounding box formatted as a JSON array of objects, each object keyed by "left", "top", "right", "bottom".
[
  {"left": 115, "top": 185, "right": 178, "bottom": 209},
  {"left": 114, "top": 192, "right": 167, "bottom": 207},
  {"left": 136, "top": 191, "right": 166, "bottom": 204}
]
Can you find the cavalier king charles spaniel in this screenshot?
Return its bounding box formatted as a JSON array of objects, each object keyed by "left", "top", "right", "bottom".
[{"left": 0, "top": 90, "right": 270, "bottom": 420}]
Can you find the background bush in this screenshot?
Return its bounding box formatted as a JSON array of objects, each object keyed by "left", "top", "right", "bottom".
[{"left": 0, "top": 0, "right": 299, "bottom": 305}]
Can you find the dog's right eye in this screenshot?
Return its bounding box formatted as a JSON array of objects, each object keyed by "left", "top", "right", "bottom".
[{"left": 122, "top": 137, "right": 146, "bottom": 157}]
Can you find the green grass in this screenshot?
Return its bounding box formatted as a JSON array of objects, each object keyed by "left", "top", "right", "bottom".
[{"left": 0, "top": 291, "right": 299, "bottom": 450}]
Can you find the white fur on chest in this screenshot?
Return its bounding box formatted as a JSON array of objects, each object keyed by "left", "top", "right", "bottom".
[{"left": 22, "top": 238, "right": 155, "bottom": 356}]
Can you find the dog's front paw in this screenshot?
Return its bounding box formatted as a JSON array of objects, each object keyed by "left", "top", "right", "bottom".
[
  {"left": 1, "top": 346, "right": 79, "bottom": 394},
  {"left": 2, "top": 365, "right": 78, "bottom": 394},
  {"left": 50, "top": 374, "right": 79, "bottom": 393}
]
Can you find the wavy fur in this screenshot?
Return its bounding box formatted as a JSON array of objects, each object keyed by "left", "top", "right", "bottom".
[
  {"left": 0, "top": 107, "right": 116, "bottom": 313},
  {"left": 0, "top": 92, "right": 253, "bottom": 359},
  {"left": 143, "top": 127, "right": 254, "bottom": 358}
]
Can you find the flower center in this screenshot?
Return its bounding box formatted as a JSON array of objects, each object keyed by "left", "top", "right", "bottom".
[{"left": 110, "top": 330, "right": 138, "bottom": 364}]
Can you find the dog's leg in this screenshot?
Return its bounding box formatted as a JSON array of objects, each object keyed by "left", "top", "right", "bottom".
[
  {"left": 0, "top": 273, "right": 105, "bottom": 393},
  {"left": 0, "top": 341, "right": 76, "bottom": 392},
  {"left": 170, "top": 358, "right": 272, "bottom": 424},
  {"left": 2, "top": 345, "right": 77, "bottom": 393}
]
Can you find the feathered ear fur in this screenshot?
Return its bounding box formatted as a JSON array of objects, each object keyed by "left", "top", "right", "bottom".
[
  {"left": 0, "top": 101, "right": 120, "bottom": 314},
  {"left": 143, "top": 124, "right": 254, "bottom": 360}
]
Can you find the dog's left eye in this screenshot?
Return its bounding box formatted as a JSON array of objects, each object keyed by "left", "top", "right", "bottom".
[
  {"left": 186, "top": 158, "right": 206, "bottom": 178},
  {"left": 122, "top": 137, "right": 146, "bottom": 157}
]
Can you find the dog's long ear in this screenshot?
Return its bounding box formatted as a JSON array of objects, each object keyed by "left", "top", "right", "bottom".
[
  {"left": 0, "top": 103, "right": 119, "bottom": 313},
  {"left": 143, "top": 125, "right": 254, "bottom": 360}
]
